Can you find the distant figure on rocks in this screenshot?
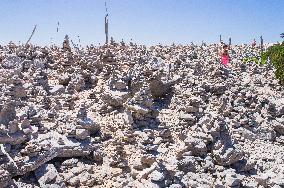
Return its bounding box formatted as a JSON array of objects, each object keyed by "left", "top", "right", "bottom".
[
  {"left": 219, "top": 44, "right": 230, "bottom": 67},
  {"left": 252, "top": 39, "right": 256, "bottom": 47},
  {"left": 121, "top": 39, "right": 125, "bottom": 46},
  {"left": 63, "top": 35, "right": 71, "bottom": 52},
  {"left": 260, "top": 36, "right": 264, "bottom": 51},
  {"left": 110, "top": 37, "right": 115, "bottom": 45}
]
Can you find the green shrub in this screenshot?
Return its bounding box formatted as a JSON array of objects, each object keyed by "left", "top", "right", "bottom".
[
  {"left": 261, "top": 42, "right": 284, "bottom": 84},
  {"left": 243, "top": 36, "right": 284, "bottom": 85},
  {"left": 243, "top": 57, "right": 259, "bottom": 64}
]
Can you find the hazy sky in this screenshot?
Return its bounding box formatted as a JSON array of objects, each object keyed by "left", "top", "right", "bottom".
[{"left": 0, "top": 0, "right": 283, "bottom": 46}]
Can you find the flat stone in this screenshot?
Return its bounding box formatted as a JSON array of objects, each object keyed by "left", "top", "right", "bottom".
[
  {"left": 75, "top": 129, "right": 90, "bottom": 140},
  {"left": 49, "top": 85, "right": 65, "bottom": 95},
  {"left": 148, "top": 170, "right": 165, "bottom": 182}
]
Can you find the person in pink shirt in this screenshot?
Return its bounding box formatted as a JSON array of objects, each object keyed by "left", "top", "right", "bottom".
[{"left": 219, "top": 44, "right": 230, "bottom": 67}]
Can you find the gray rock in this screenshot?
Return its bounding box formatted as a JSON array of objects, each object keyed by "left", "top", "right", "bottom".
[
  {"left": 184, "top": 137, "right": 207, "bottom": 157},
  {"left": 58, "top": 74, "right": 70, "bottom": 86},
  {"left": 272, "top": 119, "right": 284, "bottom": 135},
  {"left": 148, "top": 170, "right": 165, "bottom": 182},
  {"left": 49, "top": 85, "right": 65, "bottom": 95},
  {"left": 75, "top": 129, "right": 90, "bottom": 140},
  {"left": 0, "top": 102, "right": 16, "bottom": 126},
  {"left": 35, "top": 164, "right": 66, "bottom": 188},
  {"left": 0, "top": 131, "right": 27, "bottom": 145},
  {"left": 169, "top": 184, "right": 183, "bottom": 188},
  {"left": 213, "top": 147, "right": 244, "bottom": 166},
  {"left": 102, "top": 89, "right": 130, "bottom": 107},
  {"left": 178, "top": 156, "right": 198, "bottom": 173},
  {"left": 179, "top": 112, "right": 195, "bottom": 121},
  {"left": 0, "top": 167, "right": 12, "bottom": 187},
  {"left": 149, "top": 78, "right": 172, "bottom": 98}
]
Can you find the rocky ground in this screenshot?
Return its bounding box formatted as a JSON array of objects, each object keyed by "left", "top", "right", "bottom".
[{"left": 0, "top": 42, "right": 283, "bottom": 188}]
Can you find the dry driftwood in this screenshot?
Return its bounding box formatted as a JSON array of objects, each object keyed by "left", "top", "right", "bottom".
[{"left": 25, "top": 25, "right": 37, "bottom": 45}]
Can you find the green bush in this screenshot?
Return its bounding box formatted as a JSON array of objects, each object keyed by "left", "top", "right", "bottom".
[
  {"left": 243, "top": 35, "right": 284, "bottom": 85},
  {"left": 261, "top": 42, "right": 284, "bottom": 84},
  {"left": 243, "top": 57, "right": 259, "bottom": 64}
]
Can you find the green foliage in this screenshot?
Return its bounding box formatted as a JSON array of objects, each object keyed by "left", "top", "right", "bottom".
[
  {"left": 243, "top": 40, "right": 284, "bottom": 85},
  {"left": 261, "top": 42, "right": 284, "bottom": 84},
  {"left": 281, "top": 33, "right": 284, "bottom": 39},
  {"left": 243, "top": 57, "right": 259, "bottom": 64}
]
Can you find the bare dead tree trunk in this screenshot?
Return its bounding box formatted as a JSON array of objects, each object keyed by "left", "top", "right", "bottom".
[
  {"left": 57, "top": 22, "right": 60, "bottom": 32},
  {"left": 260, "top": 36, "right": 264, "bottom": 52},
  {"left": 105, "top": 15, "right": 109, "bottom": 44},
  {"left": 26, "top": 25, "right": 37, "bottom": 45},
  {"left": 105, "top": 2, "right": 109, "bottom": 44}
]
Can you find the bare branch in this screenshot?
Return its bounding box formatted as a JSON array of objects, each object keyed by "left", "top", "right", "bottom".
[{"left": 25, "top": 25, "right": 37, "bottom": 45}]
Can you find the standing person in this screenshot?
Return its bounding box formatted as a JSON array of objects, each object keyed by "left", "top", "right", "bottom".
[
  {"left": 219, "top": 44, "right": 230, "bottom": 67},
  {"left": 252, "top": 39, "right": 256, "bottom": 47}
]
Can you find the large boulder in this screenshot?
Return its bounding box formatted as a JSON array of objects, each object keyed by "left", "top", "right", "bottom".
[{"left": 0, "top": 102, "right": 16, "bottom": 126}]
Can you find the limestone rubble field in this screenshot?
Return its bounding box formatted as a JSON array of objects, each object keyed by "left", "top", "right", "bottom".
[{"left": 0, "top": 42, "right": 284, "bottom": 188}]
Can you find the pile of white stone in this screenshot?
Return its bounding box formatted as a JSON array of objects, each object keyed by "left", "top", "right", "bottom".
[{"left": 0, "top": 42, "right": 283, "bottom": 188}]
